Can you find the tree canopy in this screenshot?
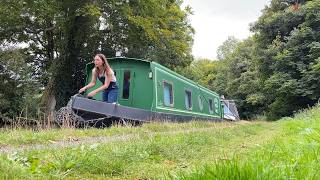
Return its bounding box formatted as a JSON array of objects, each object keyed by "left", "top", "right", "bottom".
[
  {"left": 205, "top": 0, "right": 320, "bottom": 120},
  {"left": 2, "top": 0, "right": 320, "bottom": 121},
  {"left": 0, "top": 0, "right": 194, "bottom": 119}
]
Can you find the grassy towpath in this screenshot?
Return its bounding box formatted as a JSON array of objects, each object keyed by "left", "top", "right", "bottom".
[
  {"left": 0, "top": 121, "right": 240, "bottom": 147},
  {"left": 175, "top": 105, "right": 320, "bottom": 179},
  {"left": 0, "top": 121, "right": 271, "bottom": 154},
  {"left": 0, "top": 119, "right": 283, "bottom": 179},
  {"left": 4, "top": 103, "right": 320, "bottom": 179}
]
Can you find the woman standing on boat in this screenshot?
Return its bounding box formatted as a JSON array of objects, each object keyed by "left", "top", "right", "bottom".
[{"left": 79, "top": 54, "right": 118, "bottom": 103}]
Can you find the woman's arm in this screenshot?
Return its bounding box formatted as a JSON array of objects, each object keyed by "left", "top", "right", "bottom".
[{"left": 79, "top": 68, "right": 97, "bottom": 93}]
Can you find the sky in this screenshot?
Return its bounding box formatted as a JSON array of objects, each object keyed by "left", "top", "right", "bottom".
[{"left": 182, "top": 0, "right": 270, "bottom": 59}]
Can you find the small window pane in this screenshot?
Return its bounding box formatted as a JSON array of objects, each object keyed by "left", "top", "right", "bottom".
[
  {"left": 224, "top": 102, "right": 233, "bottom": 115},
  {"left": 198, "top": 96, "right": 203, "bottom": 111},
  {"left": 185, "top": 90, "right": 192, "bottom": 109},
  {"left": 214, "top": 98, "right": 219, "bottom": 113},
  {"left": 163, "top": 82, "right": 173, "bottom": 106},
  {"left": 209, "top": 99, "right": 213, "bottom": 113},
  {"left": 122, "top": 71, "right": 130, "bottom": 99}
]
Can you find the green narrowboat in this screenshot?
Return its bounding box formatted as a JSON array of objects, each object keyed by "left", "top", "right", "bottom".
[{"left": 69, "top": 57, "right": 223, "bottom": 122}]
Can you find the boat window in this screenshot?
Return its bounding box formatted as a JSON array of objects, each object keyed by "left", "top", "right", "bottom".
[
  {"left": 163, "top": 81, "right": 173, "bottom": 106},
  {"left": 214, "top": 98, "right": 219, "bottom": 113},
  {"left": 185, "top": 90, "right": 192, "bottom": 110},
  {"left": 209, "top": 99, "right": 213, "bottom": 113},
  {"left": 122, "top": 70, "right": 130, "bottom": 99},
  {"left": 198, "top": 96, "right": 203, "bottom": 111}
]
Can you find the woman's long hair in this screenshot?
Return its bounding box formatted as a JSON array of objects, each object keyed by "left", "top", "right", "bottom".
[{"left": 95, "top": 53, "right": 111, "bottom": 75}]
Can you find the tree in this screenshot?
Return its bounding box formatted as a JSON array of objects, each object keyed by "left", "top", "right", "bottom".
[
  {"left": 107, "top": 0, "right": 194, "bottom": 69},
  {"left": 0, "top": 48, "right": 41, "bottom": 120},
  {"left": 251, "top": 0, "right": 320, "bottom": 119},
  {"left": 213, "top": 37, "right": 264, "bottom": 119},
  {"left": 216, "top": 36, "right": 239, "bottom": 61},
  {"left": 177, "top": 58, "right": 219, "bottom": 89},
  {"left": 178, "top": 0, "right": 320, "bottom": 120},
  {"left": 0, "top": 0, "right": 194, "bottom": 118}
]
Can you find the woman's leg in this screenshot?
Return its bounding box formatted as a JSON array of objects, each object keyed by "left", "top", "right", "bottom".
[
  {"left": 102, "top": 90, "right": 109, "bottom": 102},
  {"left": 107, "top": 88, "right": 118, "bottom": 103}
]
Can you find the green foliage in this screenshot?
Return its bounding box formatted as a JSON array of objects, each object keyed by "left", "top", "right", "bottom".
[
  {"left": 115, "top": 0, "right": 194, "bottom": 69},
  {"left": 0, "top": 0, "right": 194, "bottom": 116},
  {"left": 188, "top": 0, "right": 320, "bottom": 120},
  {"left": 176, "top": 58, "right": 219, "bottom": 89},
  {"left": 0, "top": 48, "right": 41, "bottom": 119},
  {"left": 212, "top": 38, "right": 264, "bottom": 119},
  {"left": 0, "top": 73, "right": 22, "bottom": 119},
  {"left": 216, "top": 36, "right": 239, "bottom": 60},
  {"left": 252, "top": 0, "right": 320, "bottom": 119}
]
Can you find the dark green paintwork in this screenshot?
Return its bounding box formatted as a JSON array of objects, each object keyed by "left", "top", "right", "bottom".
[
  {"left": 150, "top": 62, "right": 222, "bottom": 119},
  {"left": 85, "top": 58, "right": 153, "bottom": 110},
  {"left": 84, "top": 57, "right": 223, "bottom": 119}
]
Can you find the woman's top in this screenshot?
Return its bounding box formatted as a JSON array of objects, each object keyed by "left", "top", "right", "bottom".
[
  {"left": 95, "top": 68, "right": 118, "bottom": 90},
  {"left": 95, "top": 68, "right": 116, "bottom": 82}
]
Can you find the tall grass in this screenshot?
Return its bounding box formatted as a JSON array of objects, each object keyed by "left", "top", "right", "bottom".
[
  {"left": 1, "top": 105, "right": 319, "bottom": 179},
  {"left": 0, "top": 121, "right": 240, "bottom": 146},
  {"left": 173, "top": 105, "right": 320, "bottom": 179},
  {"left": 0, "top": 121, "right": 277, "bottom": 179}
]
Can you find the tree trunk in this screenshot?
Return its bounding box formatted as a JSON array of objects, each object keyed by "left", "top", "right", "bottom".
[{"left": 41, "top": 12, "right": 97, "bottom": 113}]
